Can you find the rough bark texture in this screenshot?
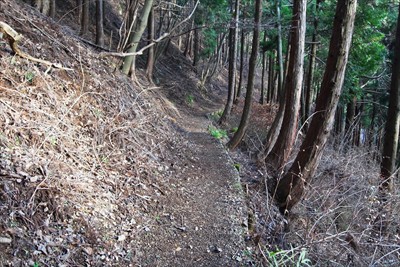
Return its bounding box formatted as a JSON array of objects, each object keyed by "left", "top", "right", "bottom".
[
  {"left": 122, "top": 0, "right": 154, "bottom": 75},
  {"left": 260, "top": 31, "right": 268, "bottom": 105},
  {"left": 80, "top": 0, "right": 90, "bottom": 35},
  {"left": 49, "top": 0, "right": 56, "bottom": 17},
  {"left": 193, "top": 27, "right": 199, "bottom": 66},
  {"left": 235, "top": 29, "right": 246, "bottom": 102},
  {"left": 276, "top": 0, "right": 357, "bottom": 213},
  {"left": 146, "top": 7, "right": 155, "bottom": 81},
  {"left": 96, "top": 0, "right": 104, "bottom": 46},
  {"left": 276, "top": 0, "right": 284, "bottom": 97},
  {"left": 266, "top": 0, "right": 307, "bottom": 169},
  {"left": 303, "top": 0, "right": 323, "bottom": 127},
  {"left": 227, "top": 0, "right": 262, "bottom": 150},
  {"left": 219, "top": 0, "right": 240, "bottom": 125},
  {"left": 380, "top": 3, "right": 400, "bottom": 193}
]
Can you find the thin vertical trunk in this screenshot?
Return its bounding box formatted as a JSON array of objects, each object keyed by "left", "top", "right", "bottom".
[
  {"left": 260, "top": 31, "right": 268, "bottom": 105},
  {"left": 193, "top": 27, "right": 200, "bottom": 66},
  {"left": 50, "top": 0, "right": 56, "bottom": 17},
  {"left": 96, "top": 0, "right": 105, "bottom": 46},
  {"left": 276, "top": 0, "right": 284, "bottom": 98},
  {"left": 235, "top": 29, "right": 246, "bottom": 102},
  {"left": 380, "top": 2, "right": 400, "bottom": 192},
  {"left": 345, "top": 96, "right": 356, "bottom": 144},
  {"left": 183, "top": 22, "right": 194, "bottom": 57},
  {"left": 227, "top": 0, "right": 262, "bottom": 150},
  {"left": 122, "top": 0, "right": 154, "bottom": 75},
  {"left": 267, "top": 52, "right": 275, "bottom": 103},
  {"left": 80, "top": 0, "right": 90, "bottom": 35},
  {"left": 276, "top": 0, "right": 357, "bottom": 212},
  {"left": 303, "top": 0, "right": 323, "bottom": 128},
  {"left": 219, "top": 0, "right": 240, "bottom": 125},
  {"left": 76, "top": 0, "right": 82, "bottom": 21},
  {"left": 146, "top": 6, "right": 155, "bottom": 81},
  {"left": 266, "top": 0, "right": 307, "bottom": 169},
  {"left": 257, "top": 0, "right": 288, "bottom": 161}
]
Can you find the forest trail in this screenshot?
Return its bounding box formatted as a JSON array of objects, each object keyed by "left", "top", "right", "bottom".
[{"left": 135, "top": 102, "right": 248, "bottom": 266}]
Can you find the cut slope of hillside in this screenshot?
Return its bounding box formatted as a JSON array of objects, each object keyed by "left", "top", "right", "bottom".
[{"left": 0, "top": 1, "right": 249, "bottom": 266}]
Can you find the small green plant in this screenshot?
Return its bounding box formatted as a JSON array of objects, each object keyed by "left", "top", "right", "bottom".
[
  {"left": 49, "top": 136, "right": 57, "bottom": 146},
  {"left": 233, "top": 182, "right": 242, "bottom": 191},
  {"left": 101, "top": 155, "right": 109, "bottom": 163},
  {"left": 234, "top": 163, "right": 241, "bottom": 172},
  {"left": 186, "top": 94, "right": 195, "bottom": 105},
  {"left": 25, "top": 71, "right": 35, "bottom": 84},
  {"left": 208, "top": 125, "right": 227, "bottom": 139},
  {"left": 92, "top": 108, "right": 103, "bottom": 118},
  {"left": 33, "top": 263, "right": 40, "bottom": 267},
  {"left": 265, "top": 246, "right": 312, "bottom": 267},
  {"left": 210, "top": 110, "right": 223, "bottom": 121},
  {"left": 231, "top": 127, "right": 238, "bottom": 133}
]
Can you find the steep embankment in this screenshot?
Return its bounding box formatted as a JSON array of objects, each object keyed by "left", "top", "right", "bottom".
[{"left": 0, "top": 1, "right": 247, "bottom": 266}]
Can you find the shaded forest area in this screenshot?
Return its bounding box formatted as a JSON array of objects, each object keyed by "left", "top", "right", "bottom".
[{"left": 1, "top": 0, "right": 400, "bottom": 266}]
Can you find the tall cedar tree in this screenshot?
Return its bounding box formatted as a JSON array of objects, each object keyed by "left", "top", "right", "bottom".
[
  {"left": 257, "top": 0, "right": 285, "bottom": 161},
  {"left": 96, "top": 0, "right": 104, "bottom": 46},
  {"left": 227, "top": 0, "right": 261, "bottom": 149},
  {"left": 380, "top": 3, "right": 400, "bottom": 194},
  {"left": 219, "top": 0, "right": 240, "bottom": 125},
  {"left": 303, "top": 0, "right": 323, "bottom": 128},
  {"left": 276, "top": 0, "right": 357, "bottom": 213},
  {"left": 265, "top": 0, "right": 307, "bottom": 168},
  {"left": 80, "top": 0, "right": 90, "bottom": 35}
]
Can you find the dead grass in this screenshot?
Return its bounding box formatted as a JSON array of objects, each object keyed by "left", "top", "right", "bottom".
[{"left": 0, "top": 2, "right": 176, "bottom": 265}]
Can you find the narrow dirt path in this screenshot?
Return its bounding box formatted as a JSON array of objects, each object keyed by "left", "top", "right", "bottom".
[{"left": 136, "top": 106, "right": 248, "bottom": 266}]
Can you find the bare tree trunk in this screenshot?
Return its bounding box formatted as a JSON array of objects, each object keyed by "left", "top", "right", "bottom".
[
  {"left": 276, "top": 0, "right": 284, "bottom": 98},
  {"left": 260, "top": 31, "right": 268, "bottom": 105},
  {"left": 193, "top": 27, "right": 200, "bottom": 66},
  {"left": 96, "top": 0, "right": 105, "bottom": 46},
  {"left": 146, "top": 6, "right": 155, "bottom": 81},
  {"left": 122, "top": 0, "right": 154, "bottom": 75},
  {"left": 380, "top": 3, "right": 400, "bottom": 194},
  {"left": 80, "top": 0, "right": 90, "bottom": 35},
  {"left": 303, "top": 0, "right": 323, "bottom": 129},
  {"left": 50, "top": 0, "right": 56, "bottom": 17},
  {"left": 266, "top": 0, "right": 307, "bottom": 169},
  {"left": 227, "top": 0, "right": 262, "bottom": 150},
  {"left": 219, "top": 0, "right": 240, "bottom": 125},
  {"left": 235, "top": 29, "right": 246, "bottom": 102},
  {"left": 276, "top": 0, "right": 357, "bottom": 213}
]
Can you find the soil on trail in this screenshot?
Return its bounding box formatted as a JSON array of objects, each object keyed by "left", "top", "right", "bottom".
[{"left": 135, "top": 100, "right": 248, "bottom": 266}]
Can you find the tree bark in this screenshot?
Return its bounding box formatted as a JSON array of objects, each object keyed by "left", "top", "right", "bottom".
[
  {"left": 122, "top": 0, "right": 154, "bottom": 76},
  {"left": 80, "top": 0, "right": 90, "bottom": 35},
  {"left": 266, "top": 0, "right": 307, "bottom": 169},
  {"left": 227, "top": 0, "right": 262, "bottom": 150},
  {"left": 260, "top": 31, "right": 268, "bottom": 105},
  {"left": 193, "top": 27, "right": 200, "bottom": 66},
  {"left": 303, "top": 0, "right": 323, "bottom": 129},
  {"left": 146, "top": 6, "right": 155, "bottom": 81},
  {"left": 235, "top": 29, "right": 246, "bottom": 102},
  {"left": 49, "top": 0, "right": 56, "bottom": 17},
  {"left": 276, "top": 0, "right": 357, "bottom": 213},
  {"left": 380, "top": 3, "right": 400, "bottom": 194},
  {"left": 219, "top": 0, "right": 240, "bottom": 125},
  {"left": 267, "top": 52, "right": 275, "bottom": 103},
  {"left": 96, "top": 0, "right": 105, "bottom": 46},
  {"left": 276, "top": 0, "right": 284, "bottom": 98}
]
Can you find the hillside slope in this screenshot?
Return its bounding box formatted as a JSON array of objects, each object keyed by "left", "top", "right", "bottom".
[{"left": 0, "top": 1, "right": 247, "bottom": 266}]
